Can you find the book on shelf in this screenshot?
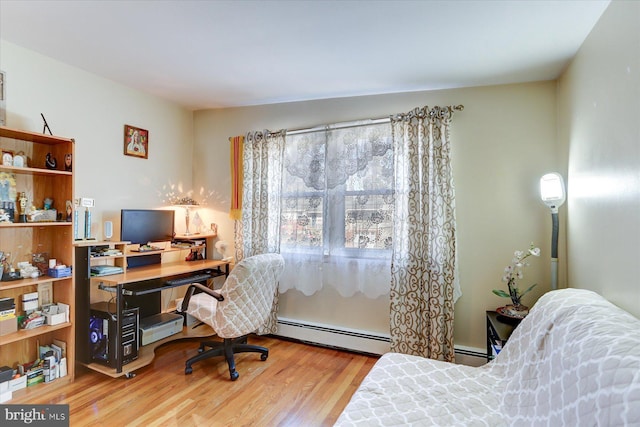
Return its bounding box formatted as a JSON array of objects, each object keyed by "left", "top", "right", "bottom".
[{"left": 53, "top": 339, "right": 67, "bottom": 359}]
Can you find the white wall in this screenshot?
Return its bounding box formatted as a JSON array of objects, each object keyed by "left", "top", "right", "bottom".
[
  {"left": 193, "top": 81, "right": 559, "bottom": 350},
  {"left": 0, "top": 41, "right": 194, "bottom": 237},
  {"left": 557, "top": 0, "right": 640, "bottom": 316}
]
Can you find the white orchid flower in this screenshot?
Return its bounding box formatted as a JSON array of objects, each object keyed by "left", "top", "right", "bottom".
[{"left": 493, "top": 242, "right": 540, "bottom": 306}]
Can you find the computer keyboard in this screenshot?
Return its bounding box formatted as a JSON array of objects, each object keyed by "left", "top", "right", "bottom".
[{"left": 165, "top": 272, "right": 213, "bottom": 287}]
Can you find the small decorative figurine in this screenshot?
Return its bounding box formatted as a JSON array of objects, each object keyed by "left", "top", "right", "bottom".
[
  {"left": 64, "top": 153, "right": 72, "bottom": 172},
  {"left": 65, "top": 200, "right": 72, "bottom": 222},
  {"left": 18, "top": 192, "right": 27, "bottom": 223},
  {"left": 2, "top": 150, "right": 12, "bottom": 166},
  {"left": 12, "top": 151, "right": 26, "bottom": 167},
  {"left": 0, "top": 203, "right": 10, "bottom": 222},
  {"left": 45, "top": 153, "right": 57, "bottom": 169}
]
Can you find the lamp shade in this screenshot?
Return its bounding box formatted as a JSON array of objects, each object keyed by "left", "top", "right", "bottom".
[
  {"left": 171, "top": 196, "right": 199, "bottom": 236},
  {"left": 172, "top": 196, "right": 199, "bottom": 207},
  {"left": 540, "top": 173, "right": 566, "bottom": 212}
]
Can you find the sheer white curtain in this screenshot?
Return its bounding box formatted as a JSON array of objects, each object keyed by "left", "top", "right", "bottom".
[
  {"left": 389, "top": 106, "right": 462, "bottom": 362},
  {"left": 279, "top": 120, "right": 394, "bottom": 298}
]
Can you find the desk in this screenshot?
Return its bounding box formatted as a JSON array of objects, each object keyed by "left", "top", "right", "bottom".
[
  {"left": 75, "top": 242, "right": 230, "bottom": 377},
  {"left": 95, "top": 259, "right": 228, "bottom": 286}
]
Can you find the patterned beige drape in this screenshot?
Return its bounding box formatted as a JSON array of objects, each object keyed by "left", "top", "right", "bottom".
[
  {"left": 390, "top": 105, "right": 462, "bottom": 362},
  {"left": 234, "top": 129, "right": 285, "bottom": 334}
]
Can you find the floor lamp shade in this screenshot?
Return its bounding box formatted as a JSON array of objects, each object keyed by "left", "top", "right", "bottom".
[
  {"left": 540, "top": 172, "right": 566, "bottom": 290},
  {"left": 540, "top": 173, "right": 566, "bottom": 213}
]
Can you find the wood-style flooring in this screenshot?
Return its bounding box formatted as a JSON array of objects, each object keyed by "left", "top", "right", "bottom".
[{"left": 33, "top": 335, "right": 378, "bottom": 426}]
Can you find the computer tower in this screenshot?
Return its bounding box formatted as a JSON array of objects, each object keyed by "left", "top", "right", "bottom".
[{"left": 89, "top": 302, "right": 139, "bottom": 367}]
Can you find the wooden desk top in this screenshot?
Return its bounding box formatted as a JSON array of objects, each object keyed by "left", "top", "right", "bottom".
[{"left": 92, "top": 259, "right": 229, "bottom": 285}]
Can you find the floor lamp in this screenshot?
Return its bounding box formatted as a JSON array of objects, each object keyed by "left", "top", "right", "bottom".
[{"left": 539, "top": 173, "right": 566, "bottom": 290}]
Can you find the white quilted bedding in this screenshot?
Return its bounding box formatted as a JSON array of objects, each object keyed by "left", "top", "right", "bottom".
[
  {"left": 335, "top": 353, "right": 504, "bottom": 426},
  {"left": 335, "top": 289, "right": 640, "bottom": 426}
]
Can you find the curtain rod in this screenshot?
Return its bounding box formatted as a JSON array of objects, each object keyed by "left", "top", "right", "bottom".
[
  {"left": 286, "top": 117, "right": 391, "bottom": 136},
  {"left": 286, "top": 104, "right": 464, "bottom": 136},
  {"left": 229, "top": 104, "right": 464, "bottom": 140}
]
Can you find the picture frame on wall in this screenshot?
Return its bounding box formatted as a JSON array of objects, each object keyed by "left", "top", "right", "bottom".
[{"left": 123, "top": 124, "right": 148, "bottom": 159}]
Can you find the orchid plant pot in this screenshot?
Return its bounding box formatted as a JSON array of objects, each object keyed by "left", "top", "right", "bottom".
[{"left": 503, "top": 303, "right": 529, "bottom": 318}]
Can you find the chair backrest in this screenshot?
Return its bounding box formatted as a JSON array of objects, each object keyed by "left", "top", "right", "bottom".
[{"left": 212, "top": 253, "right": 285, "bottom": 338}]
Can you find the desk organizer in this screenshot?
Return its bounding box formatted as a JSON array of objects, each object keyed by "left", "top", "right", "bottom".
[{"left": 43, "top": 303, "right": 69, "bottom": 326}]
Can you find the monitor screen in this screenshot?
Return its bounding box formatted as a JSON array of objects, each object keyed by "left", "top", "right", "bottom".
[{"left": 120, "top": 209, "right": 175, "bottom": 245}]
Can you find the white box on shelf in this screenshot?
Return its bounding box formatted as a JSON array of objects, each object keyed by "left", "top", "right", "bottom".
[
  {"left": 9, "top": 375, "right": 26, "bottom": 392},
  {"left": 0, "top": 316, "right": 17, "bottom": 336},
  {"left": 22, "top": 292, "right": 39, "bottom": 312},
  {"left": 44, "top": 303, "right": 69, "bottom": 326}
]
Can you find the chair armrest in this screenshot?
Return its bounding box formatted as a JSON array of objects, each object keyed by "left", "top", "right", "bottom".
[{"left": 181, "top": 282, "right": 224, "bottom": 312}]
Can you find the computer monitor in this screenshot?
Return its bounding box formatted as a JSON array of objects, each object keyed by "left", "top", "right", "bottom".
[{"left": 120, "top": 209, "right": 175, "bottom": 245}]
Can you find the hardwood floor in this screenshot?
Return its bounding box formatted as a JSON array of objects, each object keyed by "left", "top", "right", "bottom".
[{"left": 29, "top": 335, "right": 378, "bottom": 426}]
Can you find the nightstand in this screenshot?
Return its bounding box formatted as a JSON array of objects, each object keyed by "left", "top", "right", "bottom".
[{"left": 486, "top": 310, "right": 519, "bottom": 362}]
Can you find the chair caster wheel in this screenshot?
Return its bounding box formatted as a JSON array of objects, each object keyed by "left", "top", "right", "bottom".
[
  {"left": 125, "top": 372, "right": 135, "bottom": 379},
  {"left": 185, "top": 366, "right": 193, "bottom": 375},
  {"left": 230, "top": 371, "right": 239, "bottom": 381},
  {"left": 261, "top": 353, "right": 268, "bottom": 361}
]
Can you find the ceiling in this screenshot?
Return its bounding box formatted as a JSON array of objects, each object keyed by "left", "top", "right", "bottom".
[{"left": 0, "top": 0, "right": 610, "bottom": 110}]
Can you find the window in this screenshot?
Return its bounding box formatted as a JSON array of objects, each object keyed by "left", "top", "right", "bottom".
[{"left": 278, "top": 120, "right": 393, "bottom": 297}]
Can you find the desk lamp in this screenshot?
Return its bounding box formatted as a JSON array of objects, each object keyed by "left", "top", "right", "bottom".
[
  {"left": 173, "top": 197, "right": 199, "bottom": 236},
  {"left": 539, "top": 173, "right": 566, "bottom": 290}
]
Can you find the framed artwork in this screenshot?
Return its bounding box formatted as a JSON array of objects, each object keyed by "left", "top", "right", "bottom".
[{"left": 124, "top": 124, "right": 148, "bottom": 159}]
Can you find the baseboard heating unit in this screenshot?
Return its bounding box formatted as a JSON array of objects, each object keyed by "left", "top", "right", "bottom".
[
  {"left": 277, "top": 318, "right": 391, "bottom": 355},
  {"left": 139, "top": 313, "right": 183, "bottom": 346},
  {"left": 276, "top": 317, "right": 487, "bottom": 366}
]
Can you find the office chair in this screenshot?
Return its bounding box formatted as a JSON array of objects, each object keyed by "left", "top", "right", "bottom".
[{"left": 180, "top": 253, "right": 285, "bottom": 380}]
